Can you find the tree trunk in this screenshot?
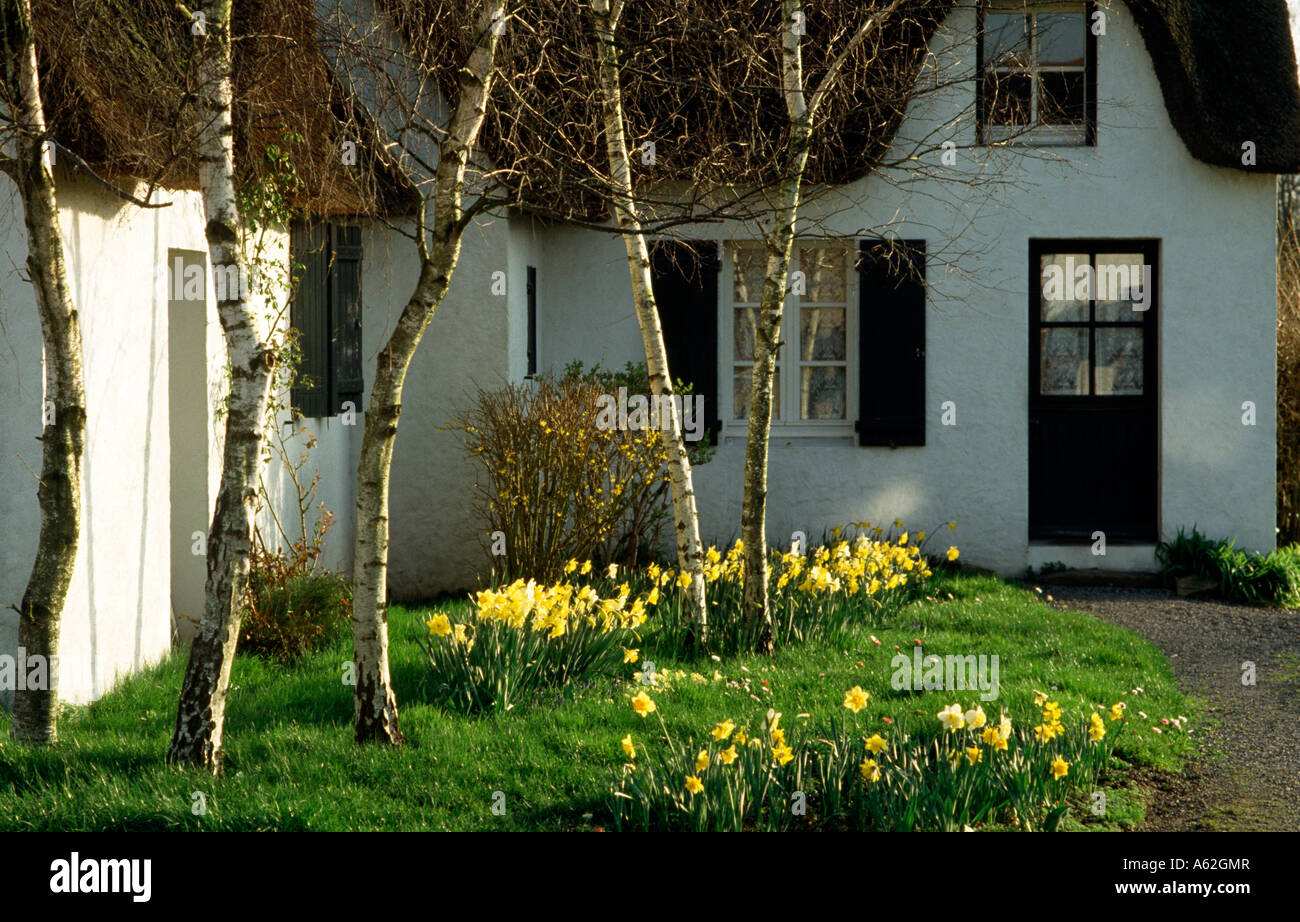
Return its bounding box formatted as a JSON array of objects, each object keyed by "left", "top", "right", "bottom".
[
  {"left": 169, "top": 0, "right": 276, "bottom": 771},
  {"left": 1, "top": 0, "right": 87, "bottom": 745},
  {"left": 351, "top": 0, "right": 505, "bottom": 743},
  {"left": 740, "top": 0, "right": 816, "bottom": 653},
  {"left": 590, "top": 0, "right": 709, "bottom": 649}
]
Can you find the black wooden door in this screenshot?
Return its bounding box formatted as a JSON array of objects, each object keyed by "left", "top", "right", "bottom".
[{"left": 1028, "top": 240, "right": 1158, "bottom": 541}]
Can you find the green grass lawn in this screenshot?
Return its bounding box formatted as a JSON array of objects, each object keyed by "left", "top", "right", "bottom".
[{"left": 0, "top": 572, "right": 1195, "bottom": 830}]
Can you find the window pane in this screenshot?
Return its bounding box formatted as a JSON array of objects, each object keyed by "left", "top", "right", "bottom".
[
  {"left": 799, "top": 246, "right": 846, "bottom": 302},
  {"left": 1096, "top": 328, "right": 1143, "bottom": 396},
  {"left": 800, "top": 366, "right": 846, "bottom": 420},
  {"left": 733, "top": 366, "right": 780, "bottom": 420},
  {"left": 1040, "top": 253, "right": 1089, "bottom": 321},
  {"left": 1039, "top": 71, "right": 1085, "bottom": 125},
  {"left": 982, "top": 72, "right": 1032, "bottom": 126},
  {"left": 731, "top": 244, "right": 765, "bottom": 303},
  {"left": 985, "top": 13, "right": 1030, "bottom": 67},
  {"left": 734, "top": 307, "right": 760, "bottom": 360},
  {"left": 1095, "top": 254, "right": 1150, "bottom": 321},
  {"left": 1037, "top": 12, "right": 1086, "bottom": 66},
  {"left": 1040, "top": 328, "right": 1089, "bottom": 395},
  {"left": 799, "top": 307, "right": 845, "bottom": 361}
]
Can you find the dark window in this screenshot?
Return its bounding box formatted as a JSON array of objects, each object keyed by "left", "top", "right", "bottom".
[
  {"left": 290, "top": 221, "right": 363, "bottom": 418},
  {"left": 650, "top": 241, "right": 720, "bottom": 443},
  {"left": 856, "top": 240, "right": 926, "bottom": 448},
  {"left": 526, "top": 265, "right": 537, "bottom": 376},
  {"left": 977, "top": 2, "right": 1096, "bottom": 145}
]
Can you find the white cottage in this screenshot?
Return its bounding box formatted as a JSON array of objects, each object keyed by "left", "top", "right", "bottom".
[{"left": 2, "top": 0, "right": 1297, "bottom": 704}]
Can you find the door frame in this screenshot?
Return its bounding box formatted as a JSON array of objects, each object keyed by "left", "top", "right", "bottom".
[{"left": 1027, "top": 238, "right": 1160, "bottom": 541}]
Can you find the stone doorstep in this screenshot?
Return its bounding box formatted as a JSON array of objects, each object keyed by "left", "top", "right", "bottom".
[
  {"left": 1173, "top": 574, "right": 1221, "bottom": 598},
  {"left": 1033, "top": 569, "right": 1166, "bottom": 589}
]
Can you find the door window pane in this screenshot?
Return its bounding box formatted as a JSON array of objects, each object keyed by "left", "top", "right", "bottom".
[
  {"left": 1041, "top": 328, "right": 1090, "bottom": 395},
  {"left": 1095, "top": 253, "right": 1150, "bottom": 320},
  {"left": 985, "top": 13, "right": 1030, "bottom": 67},
  {"left": 734, "top": 307, "right": 760, "bottom": 360},
  {"left": 1040, "top": 253, "right": 1089, "bottom": 321},
  {"left": 982, "top": 72, "right": 1032, "bottom": 126},
  {"left": 1096, "top": 328, "right": 1144, "bottom": 395}
]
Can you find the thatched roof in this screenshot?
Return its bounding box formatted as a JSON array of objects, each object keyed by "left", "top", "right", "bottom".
[
  {"left": 1125, "top": 0, "right": 1300, "bottom": 173},
  {"left": 26, "top": 0, "right": 1300, "bottom": 220},
  {"left": 29, "top": 0, "right": 396, "bottom": 215}
]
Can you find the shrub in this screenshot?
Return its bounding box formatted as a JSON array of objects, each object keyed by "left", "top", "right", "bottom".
[
  {"left": 452, "top": 362, "right": 707, "bottom": 583},
  {"left": 240, "top": 561, "right": 352, "bottom": 662},
  {"left": 611, "top": 690, "right": 1130, "bottom": 832},
  {"left": 1156, "top": 526, "right": 1300, "bottom": 608},
  {"left": 416, "top": 577, "right": 653, "bottom": 714}
]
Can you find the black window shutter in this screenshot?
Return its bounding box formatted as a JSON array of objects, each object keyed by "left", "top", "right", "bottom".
[
  {"left": 526, "top": 265, "right": 537, "bottom": 376},
  {"left": 290, "top": 221, "right": 330, "bottom": 418},
  {"left": 329, "top": 225, "right": 363, "bottom": 414},
  {"left": 650, "top": 241, "right": 720, "bottom": 444},
  {"left": 856, "top": 239, "right": 926, "bottom": 447}
]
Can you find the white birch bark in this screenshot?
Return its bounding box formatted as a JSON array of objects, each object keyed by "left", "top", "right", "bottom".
[
  {"left": 169, "top": 0, "right": 277, "bottom": 771},
  {"left": 351, "top": 0, "right": 506, "bottom": 743},
  {"left": 1, "top": 0, "right": 87, "bottom": 745},
  {"left": 741, "top": 0, "right": 904, "bottom": 650},
  {"left": 590, "top": 0, "right": 709, "bottom": 648}
]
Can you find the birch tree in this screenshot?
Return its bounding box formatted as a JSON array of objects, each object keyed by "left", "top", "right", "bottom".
[
  {"left": 325, "top": 0, "right": 509, "bottom": 743},
  {"left": 168, "top": 0, "right": 279, "bottom": 770},
  {"left": 589, "top": 0, "right": 709, "bottom": 648},
  {"left": 740, "top": 0, "right": 906, "bottom": 651},
  {"left": 0, "top": 0, "right": 86, "bottom": 746}
]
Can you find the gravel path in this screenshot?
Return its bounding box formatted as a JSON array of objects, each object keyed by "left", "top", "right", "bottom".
[{"left": 1042, "top": 586, "right": 1300, "bottom": 832}]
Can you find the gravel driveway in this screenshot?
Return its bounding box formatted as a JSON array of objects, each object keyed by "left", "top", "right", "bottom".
[{"left": 1043, "top": 586, "right": 1300, "bottom": 832}]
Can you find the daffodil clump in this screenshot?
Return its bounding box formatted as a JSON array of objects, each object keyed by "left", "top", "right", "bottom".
[
  {"left": 651, "top": 522, "right": 953, "bottom": 653},
  {"left": 611, "top": 683, "right": 1133, "bottom": 832},
  {"left": 417, "top": 576, "right": 656, "bottom": 714}
]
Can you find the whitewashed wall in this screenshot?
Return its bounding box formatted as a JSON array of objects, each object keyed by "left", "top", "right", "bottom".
[
  {"left": 525, "top": 0, "right": 1278, "bottom": 576},
  {"left": 0, "top": 171, "right": 209, "bottom": 705}
]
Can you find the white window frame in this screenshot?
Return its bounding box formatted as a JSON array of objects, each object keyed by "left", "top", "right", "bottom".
[
  {"left": 719, "top": 239, "right": 858, "bottom": 440},
  {"left": 981, "top": 0, "right": 1090, "bottom": 147}
]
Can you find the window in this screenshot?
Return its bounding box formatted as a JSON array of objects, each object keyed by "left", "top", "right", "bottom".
[
  {"left": 1032, "top": 243, "right": 1156, "bottom": 399},
  {"left": 978, "top": 1, "right": 1096, "bottom": 146},
  {"left": 723, "top": 241, "right": 856, "bottom": 437},
  {"left": 526, "top": 265, "right": 537, "bottom": 377},
  {"left": 289, "top": 221, "right": 363, "bottom": 418}
]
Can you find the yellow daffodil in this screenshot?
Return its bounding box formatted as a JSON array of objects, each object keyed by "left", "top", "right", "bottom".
[
  {"left": 427, "top": 614, "right": 452, "bottom": 638},
  {"left": 717, "top": 745, "right": 738, "bottom": 766},
  {"left": 864, "top": 733, "right": 888, "bottom": 755},
  {"left": 1051, "top": 757, "right": 1070, "bottom": 780},
  {"left": 630, "top": 691, "right": 656, "bottom": 717},
  {"left": 623, "top": 647, "right": 639, "bottom": 664},
  {"left": 964, "top": 705, "right": 987, "bottom": 729},
  {"left": 772, "top": 744, "right": 795, "bottom": 766},
  {"left": 965, "top": 746, "right": 983, "bottom": 765},
  {"left": 711, "top": 719, "right": 735, "bottom": 741},
  {"left": 946, "top": 546, "right": 959, "bottom": 561},
  {"left": 621, "top": 734, "right": 636, "bottom": 760},
  {"left": 685, "top": 775, "right": 703, "bottom": 795},
  {"left": 938, "top": 703, "right": 966, "bottom": 731},
  {"left": 695, "top": 749, "right": 710, "bottom": 772},
  {"left": 860, "top": 758, "right": 881, "bottom": 782},
  {"left": 1109, "top": 702, "right": 1126, "bottom": 721},
  {"left": 843, "top": 685, "right": 870, "bottom": 714}
]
